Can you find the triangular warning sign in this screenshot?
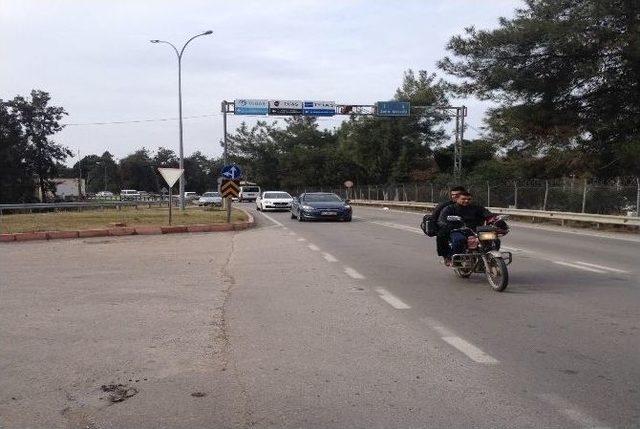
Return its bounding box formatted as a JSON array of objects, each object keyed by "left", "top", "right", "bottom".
[{"left": 158, "top": 168, "right": 184, "bottom": 187}]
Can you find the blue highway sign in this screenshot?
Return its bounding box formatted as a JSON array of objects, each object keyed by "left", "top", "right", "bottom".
[{"left": 375, "top": 101, "right": 410, "bottom": 117}]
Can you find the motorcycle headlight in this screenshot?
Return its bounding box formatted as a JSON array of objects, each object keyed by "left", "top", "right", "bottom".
[
  {"left": 478, "top": 231, "right": 497, "bottom": 241},
  {"left": 344, "top": 205, "right": 351, "bottom": 210}
]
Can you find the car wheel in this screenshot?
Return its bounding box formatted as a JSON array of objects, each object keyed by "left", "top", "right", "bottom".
[{"left": 344, "top": 216, "right": 352, "bottom": 222}]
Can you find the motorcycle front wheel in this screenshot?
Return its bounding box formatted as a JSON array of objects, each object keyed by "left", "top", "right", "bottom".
[{"left": 485, "top": 255, "right": 509, "bottom": 292}]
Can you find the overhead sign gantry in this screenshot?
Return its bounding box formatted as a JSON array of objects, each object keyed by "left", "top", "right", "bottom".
[{"left": 221, "top": 99, "right": 467, "bottom": 178}]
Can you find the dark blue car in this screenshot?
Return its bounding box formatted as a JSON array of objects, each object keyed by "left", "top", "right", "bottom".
[{"left": 290, "top": 193, "right": 352, "bottom": 222}]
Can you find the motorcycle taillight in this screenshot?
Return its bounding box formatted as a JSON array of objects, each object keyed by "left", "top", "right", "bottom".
[{"left": 467, "top": 236, "right": 479, "bottom": 249}]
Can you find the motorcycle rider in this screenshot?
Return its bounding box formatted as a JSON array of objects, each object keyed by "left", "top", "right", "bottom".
[
  {"left": 438, "top": 191, "right": 492, "bottom": 265},
  {"left": 429, "top": 186, "right": 467, "bottom": 262}
]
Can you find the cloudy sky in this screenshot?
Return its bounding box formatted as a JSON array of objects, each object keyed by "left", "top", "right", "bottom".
[{"left": 1, "top": 0, "right": 522, "bottom": 164}]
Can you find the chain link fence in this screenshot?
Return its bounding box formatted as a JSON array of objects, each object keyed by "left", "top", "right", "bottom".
[{"left": 288, "top": 177, "right": 640, "bottom": 217}]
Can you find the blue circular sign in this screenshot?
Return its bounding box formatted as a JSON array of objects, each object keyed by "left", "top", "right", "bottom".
[{"left": 221, "top": 164, "right": 243, "bottom": 180}]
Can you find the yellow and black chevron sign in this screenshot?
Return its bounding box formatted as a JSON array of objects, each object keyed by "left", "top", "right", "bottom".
[{"left": 220, "top": 179, "right": 240, "bottom": 198}]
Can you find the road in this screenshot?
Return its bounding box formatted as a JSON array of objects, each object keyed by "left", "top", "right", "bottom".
[
  {"left": 1, "top": 204, "right": 638, "bottom": 428},
  {"left": 247, "top": 203, "right": 640, "bottom": 428}
]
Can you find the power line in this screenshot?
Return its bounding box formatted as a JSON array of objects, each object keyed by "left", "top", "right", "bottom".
[{"left": 63, "top": 113, "right": 218, "bottom": 127}]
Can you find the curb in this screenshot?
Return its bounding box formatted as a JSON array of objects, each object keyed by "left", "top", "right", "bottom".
[{"left": 1, "top": 209, "right": 255, "bottom": 244}]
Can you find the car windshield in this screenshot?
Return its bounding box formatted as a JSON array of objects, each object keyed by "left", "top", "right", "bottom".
[
  {"left": 203, "top": 192, "right": 220, "bottom": 197},
  {"left": 304, "top": 194, "right": 343, "bottom": 203},
  {"left": 243, "top": 187, "right": 260, "bottom": 192},
  {"left": 264, "top": 192, "right": 291, "bottom": 199}
]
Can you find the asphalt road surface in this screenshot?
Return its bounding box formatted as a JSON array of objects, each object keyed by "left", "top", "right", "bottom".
[
  {"left": 247, "top": 203, "right": 640, "bottom": 428},
  {"left": 1, "top": 204, "right": 638, "bottom": 428}
]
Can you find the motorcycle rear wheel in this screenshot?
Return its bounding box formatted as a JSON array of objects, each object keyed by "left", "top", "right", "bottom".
[{"left": 485, "top": 255, "right": 509, "bottom": 292}]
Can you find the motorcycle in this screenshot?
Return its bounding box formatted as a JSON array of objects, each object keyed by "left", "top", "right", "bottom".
[{"left": 446, "top": 214, "right": 513, "bottom": 292}]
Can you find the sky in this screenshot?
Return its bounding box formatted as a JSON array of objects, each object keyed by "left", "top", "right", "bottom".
[{"left": 0, "top": 0, "right": 523, "bottom": 164}]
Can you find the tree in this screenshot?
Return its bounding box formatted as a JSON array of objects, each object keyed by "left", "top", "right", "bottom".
[
  {"left": 6, "top": 90, "right": 71, "bottom": 201},
  {"left": 439, "top": 0, "right": 640, "bottom": 177},
  {"left": 338, "top": 70, "right": 450, "bottom": 184},
  {"left": 119, "top": 148, "right": 157, "bottom": 191},
  {"left": 0, "top": 99, "right": 35, "bottom": 202}
]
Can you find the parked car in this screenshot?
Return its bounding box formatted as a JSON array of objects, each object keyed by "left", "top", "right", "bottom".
[
  {"left": 120, "top": 189, "right": 141, "bottom": 200},
  {"left": 184, "top": 191, "right": 200, "bottom": 201},
  {"left": 239, "top": 185, "right": 261, "bottom": 202},
  {"left": 96, "top": 191, "right": 114, "bottom": 198},
  {"left": 290, "top": 192, "right": 352, "bottom": 222},
  {"left": 256, "top": 191, "right": 293, "bottom": 211},
  {"left": 199, "top": 191, "right": 223, "bottom": 207}
]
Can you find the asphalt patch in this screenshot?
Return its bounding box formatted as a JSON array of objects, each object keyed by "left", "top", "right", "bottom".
[{"left": 101, "top": 384, "right": 138, "bottom": 402}]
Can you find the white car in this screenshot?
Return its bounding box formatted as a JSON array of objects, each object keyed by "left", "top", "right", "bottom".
[
  {"left": 239, "top": 185, "right": 261, "bottom": 202},
  {"left": 120, "top": 189, "right": 141, "bottom": 200},
  {"left": 96, "top": 191, "right": 114, "bottom": 198},
  {"left": 256, "top": 191, "right": 294, "bottom": 211},
  {"left": 198, "top": 191, "right": 223, "bottom": 206}
]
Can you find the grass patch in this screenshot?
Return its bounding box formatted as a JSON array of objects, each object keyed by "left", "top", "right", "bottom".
[{"left": 0, "top": 206, "right": 247, "bottom": 234}]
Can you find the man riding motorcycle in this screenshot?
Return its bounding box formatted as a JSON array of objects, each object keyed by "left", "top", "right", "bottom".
[
  {"left": 437, "top": 191, "right": 492, "bottom": 266},
  {"left": 420, "top": 186, "right": 467, "bottom": 260}
]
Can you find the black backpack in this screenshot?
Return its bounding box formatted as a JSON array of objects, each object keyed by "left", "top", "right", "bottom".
[{"left": 420, "top": 214, "right": 439, "bottom": 237}]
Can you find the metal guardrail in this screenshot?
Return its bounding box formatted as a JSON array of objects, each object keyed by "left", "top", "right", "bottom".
[
  {"left": 351, "top": 200, "right": 640, "bottom": 228},
  {"left": 0, "top": 200, "right": 168, "bottom": 215}
]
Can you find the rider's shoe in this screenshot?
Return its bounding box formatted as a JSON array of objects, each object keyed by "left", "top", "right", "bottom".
[{"left": 443, "top": 257, "right": 452, "bottom": 267}]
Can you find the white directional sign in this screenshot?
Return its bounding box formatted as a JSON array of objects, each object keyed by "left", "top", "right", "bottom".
[
  {"left": 235, "top": 99, "right": 268, "bottom": 115},
  {"left": 158, "top": 168, "right": 184, "bottom": 187},
  {"left": 269, "top": 100, "right": 303, "bottom": 115}
]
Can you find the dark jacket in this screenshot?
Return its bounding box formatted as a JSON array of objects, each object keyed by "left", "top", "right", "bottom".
[
  {"left": 438, "top": 203, "right": 492, "bottom": 231},
  {"left": 430, "top": 200, "right": 454, "bottom": 222}
]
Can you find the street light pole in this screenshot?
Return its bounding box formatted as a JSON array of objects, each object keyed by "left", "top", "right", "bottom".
[{"left": 151, "top": 30, "right": 213, "bottom": 210}]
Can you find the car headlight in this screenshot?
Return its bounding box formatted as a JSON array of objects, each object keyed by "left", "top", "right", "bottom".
[
  {"left": 301, "top": 205, "right": 314, "bottom": 211},
  {"left": 344, "top": 205, "right": 351, "bottom": 210}
]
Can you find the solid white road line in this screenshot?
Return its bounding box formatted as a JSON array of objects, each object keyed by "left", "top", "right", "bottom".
[
  {"left": 538, "top": 393, "right": 611, "bottom": 429},
  {"left": 440, "top": 336, "right": 499, "bottom": 364},
  {"left": 574, "top": 261, "right": 629, "bottom": 274},
  {"left": 554, "top": 261, "right": 607, "bottom": 274},
  {"left": 259, "top": 212, "right": 284, "bottom": 227},
  {"left": 344, "top": 266, "right": 365, "bottom": 280},
  {"left": 374, "top": 287, "right": 410, "bottom": 309},
  {"left": 307, "top": 244, "right": 320, "bottom": 251},
  {"left": 322, "top": 252, "right": 338, "bottom": 263}
]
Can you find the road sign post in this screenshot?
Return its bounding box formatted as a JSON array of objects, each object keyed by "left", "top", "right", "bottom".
[
  {"left": 220, "top": 163, "right": 243, "bottom": 224},
  {"left": 158, "top": 168, "right": 184, "bottom": 225},
  {"left": 220, "top": 179, "right": 240, "bottom": 223}
]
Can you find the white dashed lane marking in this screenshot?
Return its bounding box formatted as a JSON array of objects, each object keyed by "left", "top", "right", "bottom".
[
  {"left": 538, "top": 393, "right": 611, "bottom": 429},
  {"left": 554, "top": 261, "right": 606, "bottom": 273},
  {"left": 322, "top": 252, "right": 338, "bottom": 263},
  {"left": 374, "top": 287, "right": 410, "bottom": 309},
  {"left": 574, "top": 261, "right": 629, "bottom": 274},
  {"left": 344, "top": 266, "right": 365, "bottom": 280},
  {"left": 430, "top": 323, "right": 499, "bottom": 364},
  {"left": 307, "top": 244, "right": 320, "bottom": 251}
]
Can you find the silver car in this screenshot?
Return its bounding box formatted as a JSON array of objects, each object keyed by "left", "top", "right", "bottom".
[{"left": 198, "top": 191, "right": 223, "bottom": 206}]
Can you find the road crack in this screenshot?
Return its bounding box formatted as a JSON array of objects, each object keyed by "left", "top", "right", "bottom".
[{"left": 218, "top": 232, "right": 255, "bottom": 428}]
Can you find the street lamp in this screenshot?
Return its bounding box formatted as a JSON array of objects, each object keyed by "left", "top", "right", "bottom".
[{"left": 150, "top": 30, "right": 213, "bottom": 210}]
